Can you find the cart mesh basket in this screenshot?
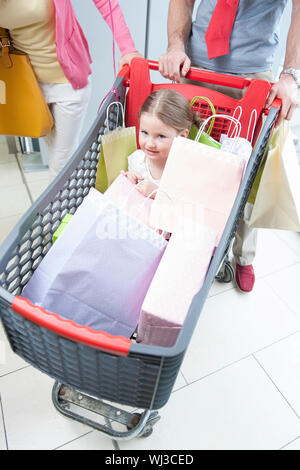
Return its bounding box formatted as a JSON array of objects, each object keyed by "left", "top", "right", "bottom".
[{"left": 0, "top": 59, "right": 279, "bottom": 413}]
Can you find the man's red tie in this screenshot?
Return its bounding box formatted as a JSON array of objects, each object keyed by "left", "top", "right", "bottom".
[{"left": 205, "top": 0, "right": 240, "bottom": 60}]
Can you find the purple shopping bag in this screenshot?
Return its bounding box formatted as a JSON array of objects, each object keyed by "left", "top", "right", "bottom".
[{"left": 23, "top": 189, "right": 167, "bottom": 338}]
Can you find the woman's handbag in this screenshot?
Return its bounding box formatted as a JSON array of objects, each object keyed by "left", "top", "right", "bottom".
[{"left": 0, "top": 28, "right": 54, "bottom": 137}]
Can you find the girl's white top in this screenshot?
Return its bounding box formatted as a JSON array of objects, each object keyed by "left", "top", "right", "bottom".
[{"left": 128, "top": 150, "right": 160, "bottom": 184}]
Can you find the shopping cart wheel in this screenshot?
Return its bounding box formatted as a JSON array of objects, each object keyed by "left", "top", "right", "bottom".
[
  {"left": 127, "top": 411, "right": 160, "bottom": 438},
  {"left": 215, "top": 260, "right": 235, "bottom": 283}
]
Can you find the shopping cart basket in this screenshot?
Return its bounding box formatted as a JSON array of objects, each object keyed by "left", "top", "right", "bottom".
[{"left": 0, "top": 59, "right": 280, "bottom": 441}]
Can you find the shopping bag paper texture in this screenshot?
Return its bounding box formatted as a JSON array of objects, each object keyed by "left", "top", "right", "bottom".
[
  {"left": 150, "top": 136, "right": 245, "bottom": 244},
  {"left": 104, "top": 173, "right": 153, "bottom": 227},
  {"left": 249, "top": 123, "right": 300, "bottom": 230},
  {"left": 137, "top": 225, "right": 217, "bottom": 347},
  {"left": 95, "top": 126, "right": 137, "bottom": 193},
  {"left": 247, "top": 144, "right": 268, "bottom": 205}
]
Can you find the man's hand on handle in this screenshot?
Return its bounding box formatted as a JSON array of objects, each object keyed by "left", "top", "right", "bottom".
[
  {"left": 265, "top": 73, "right": 299, "bottom": 127},
  {"left": 158, "top": 48, "right": 191, "bottom": 83}
]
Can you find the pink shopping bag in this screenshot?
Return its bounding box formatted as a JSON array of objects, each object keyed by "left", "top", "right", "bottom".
[
  {"left": 136, "top": 225, "right": 217, "bottom": 347},
  {"left": 104, "top": 173, "right": 153, "bottom": 227},
  {"left": 150, "top": 136, "right": 245, "bottom": 244}
]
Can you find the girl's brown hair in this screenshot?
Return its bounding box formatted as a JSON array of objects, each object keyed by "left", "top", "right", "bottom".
[{"left": 139, "top": 89, "right": 203, "bottom": 133}]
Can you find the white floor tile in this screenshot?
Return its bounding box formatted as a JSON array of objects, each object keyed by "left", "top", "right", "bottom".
[
  {"left": 57, "top": 431, "right": 114, "bottom": 450},
  {"left": 254, "top": 229, "right": 300, "bottom": 278},
  {"left": 0, "top": 405, "right": 7, "bottom": 450},
  {"left": 273, "top": 230, "right": 300, "bottom": 256},
  {"left": 118, "top": 357, "right": 300, "bottom": 450},
  {"left": 0, "top": 214, "right": 24, "bottom": 245},
  {"left": 282, "top": 437, "right": 300, "bottom": 450},
  {"left": 0, "top": 366, "right": 110, "bottom": 450},
  {"left": 0, "top": 184, "right": 31, "bottom": 219},
  {"left": 0, "top": 156, "right": 13, "bottom": 166},
  {"left": 255, "top": 332, "right": 300, "bottom": 417},
  {"left": 0, "top": 143, "right": 13, "bottom": 165},
  {"left": 25, "top": 168, "right": 51, "bottom": 202},
  {"left": 173, "top": 371, "right": 187, "bottom": 391},
  {"left": 24, "top": 170, "right": 51, "bottom": 183},
  {"left": 181, "top": 279, "right": 300, "bottom": 383},
  {"left": 0, "top": 162, "right": 23, "bottom": 189},
  {"left": 208, "top": 279, "right": 235, "bottom": 297},
  {"left": 264, "top": 263, "right": 300, "bottom": 319},
  {"left": 208, "top": 228, "right": 300, "bottom": 297},
  {"left": 28, "top": 179, "right": 50, "bottom": 201},
  {"left": 0, "top": 323, "right": 29, "bottom": 377}
]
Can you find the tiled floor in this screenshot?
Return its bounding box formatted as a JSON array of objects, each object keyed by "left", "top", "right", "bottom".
[{"left": 0, "top": 137, "right": 300, "bottom": 450}]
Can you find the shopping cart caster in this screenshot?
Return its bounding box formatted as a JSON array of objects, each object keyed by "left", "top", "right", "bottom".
[
  {"left": 127, "top": 411, "right": 160, "bottom": 438},
  {"left": 215, "top": 260, "right": 235, "bottom": 283}
]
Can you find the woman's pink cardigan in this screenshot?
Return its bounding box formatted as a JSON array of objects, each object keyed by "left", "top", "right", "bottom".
[{"left": 54, "top": 0, "right": 137, "bottom": 89}]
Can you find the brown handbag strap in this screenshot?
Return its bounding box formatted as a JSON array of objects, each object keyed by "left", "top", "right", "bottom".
[
  {"left": 0, "top": 27, "right": 12, "bottom": 67},
  {"left": 0, "top": 27, "right": 10, "bottom": 39}
]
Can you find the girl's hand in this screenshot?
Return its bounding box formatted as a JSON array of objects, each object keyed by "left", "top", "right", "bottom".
[
  {"left": 135, "top": 180, "right": 158, "bottom": 199},
  {"left": 121, "top": 170, "right": 143, "bottom": 185},
  {"left": 121, "top": 171, "right": 157, "bottom": 198}
]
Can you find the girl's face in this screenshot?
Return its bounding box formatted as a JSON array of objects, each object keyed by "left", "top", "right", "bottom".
[{"left": 139, "top": 113, "right": 188, "bottom": 163}]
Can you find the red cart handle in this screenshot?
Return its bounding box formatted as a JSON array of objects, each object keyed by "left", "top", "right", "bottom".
[
  {"left": 119, "top": 59, "right": 282, "bottom": 111},
  {"left": 147, "top": 60, "right": 253, "bottom": 89},
  {"left": 146, "top": 60, "right": 283, "bottom": 110},
  {"left": 12, "top": 296, "right": 132, "bottom": 357},
  {"left": 119, "top": 59, "right": 252, "bottom": 89}
]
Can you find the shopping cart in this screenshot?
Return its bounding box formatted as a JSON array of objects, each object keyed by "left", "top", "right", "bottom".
[{"left": 0, "top": 59, "right": 280, "bottom": 441}]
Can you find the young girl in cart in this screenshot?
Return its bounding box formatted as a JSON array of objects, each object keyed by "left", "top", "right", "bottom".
[{"left": 123, "top": 89, "right": 203, "bottom": 197}]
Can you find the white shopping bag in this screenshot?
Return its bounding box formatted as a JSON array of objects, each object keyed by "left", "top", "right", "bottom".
[{"left": 249, "top": 122, "right": 300, "bottom": 230}]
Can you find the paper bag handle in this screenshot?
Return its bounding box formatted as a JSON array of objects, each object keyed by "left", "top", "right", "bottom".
[
  {"left": 123, "top": 179, "right": 173, "bottom": 208},
  {"left": 120, "top": 178, "right": 173, "bottom": 238},
  {"left": 190, "top": 96, "right": 216, "bottom": 136},
  {"left": 105, "top": 101, "right": 125, "bottom": 132},
  {"left": 120, "top": 177, "right": 156, "bottom": 211},
  {"left": 227, "top": 106, "right": 243, "bottom": 138},
  {"left": 195, "top": 114, "right": 242, "bottom": 143},
  {"left": 140, "top": 185, "right": 174, "bottom": 238},
  {"left": 246, "top": 109, "right": 258, "bottom": 144}
]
